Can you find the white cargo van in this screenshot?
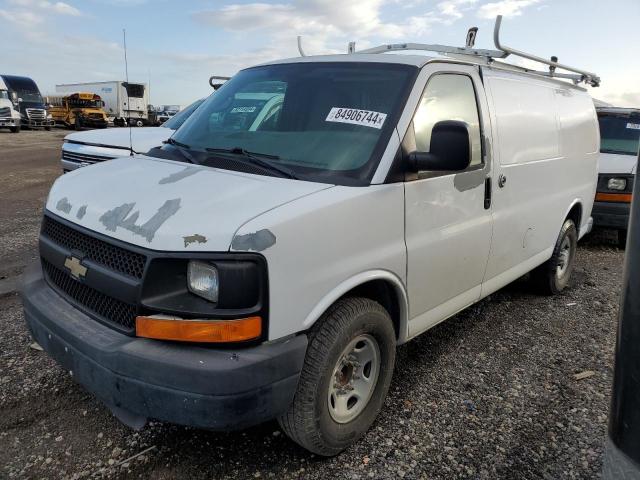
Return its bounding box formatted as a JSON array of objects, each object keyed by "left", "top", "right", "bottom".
[
  {"left": 593, "top": 107, "right": 639, "bottom": 246},
  {"left": 22, "top": 17, "right": 599, "bottom": 455}
]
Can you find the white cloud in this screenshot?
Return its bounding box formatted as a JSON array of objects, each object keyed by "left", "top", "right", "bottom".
[
  {"left": 2, "top": 0, "right": 81, "bottom": 25},
  {"left": 477, "top": 0, "right": 542, "bottom": 19},
  {"left": 438, "top": 0, "right": 478, "bottom": 21}
]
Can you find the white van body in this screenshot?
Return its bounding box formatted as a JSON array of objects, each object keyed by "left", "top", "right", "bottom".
[
  {"left": 43, "top": 55, "right": 598, "bottom": 341},
  {"left": 24, "top": 52, "right": 599, "bottom": 454},
  {"left": 56, "top": 81, "right": 149, "bottom": 126}
]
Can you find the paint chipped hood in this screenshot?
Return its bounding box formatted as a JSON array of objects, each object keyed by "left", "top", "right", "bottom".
[{"left": 46, "top": 155, "right": 332, "bottom": 251}]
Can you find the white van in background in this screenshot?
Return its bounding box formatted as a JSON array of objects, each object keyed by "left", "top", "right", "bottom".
[
  {"left": 60, "top": 98, "right": 205, "bottom": 172},
  {"left": 23, "top": 17, "right": 599, "bottom": 455},
  {"left": 593, "top": 107, "right": 640, "bottom": 245}
]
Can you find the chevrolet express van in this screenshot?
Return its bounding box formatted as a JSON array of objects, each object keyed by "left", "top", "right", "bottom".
[
  {"left": 593, "top": 107, "right": 639, "bottom": 246},
  {"left": 22, "top": 32, "right": 599, "bottom": 455}
]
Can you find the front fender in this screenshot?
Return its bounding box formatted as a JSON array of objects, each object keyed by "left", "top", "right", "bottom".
[{"left": 302, "top": 270, "right": 410, "bottom": 344}]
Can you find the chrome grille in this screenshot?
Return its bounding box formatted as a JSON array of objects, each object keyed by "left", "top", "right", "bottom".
[
  {"left": 26, "top": 108, "right": 46, "bottom": 120},
  {"left": 62, "top": 149, "right": 116, "bottom": 164}
]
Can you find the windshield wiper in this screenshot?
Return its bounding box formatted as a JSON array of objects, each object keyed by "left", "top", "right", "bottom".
[
  {"left": 164, "top": 138, "right": 199, "bottom": 164},
  {"left": 205, "top": 147, "right": 298, "bottom": 180}
]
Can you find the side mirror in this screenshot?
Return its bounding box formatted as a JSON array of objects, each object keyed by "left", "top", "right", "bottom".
[{"left": 409, "top": 120, "right": 471, "bottom": 172}]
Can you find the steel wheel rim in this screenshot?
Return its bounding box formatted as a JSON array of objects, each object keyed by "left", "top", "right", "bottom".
[
  {"left": 327, "top": 334, "right": 381, "bottom": 424},
  {"left": 556, "top": 235, "right": 572, "bottom": 278}
]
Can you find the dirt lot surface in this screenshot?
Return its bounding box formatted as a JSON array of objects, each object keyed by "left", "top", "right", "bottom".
[{"left": 0, "top": 130, "right": 625, "bottom": 479}]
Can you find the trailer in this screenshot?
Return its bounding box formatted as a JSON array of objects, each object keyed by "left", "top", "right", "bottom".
[{"left": 55, "top": 81, "right": 149, "bottom": 127}]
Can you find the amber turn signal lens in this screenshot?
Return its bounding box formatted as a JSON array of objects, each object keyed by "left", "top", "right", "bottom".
[
  {"left": 595, "top": 192, "right": 633, "bottom": 203},
  {"left": 135, "top": 316, "right": 262, "bottom": 343}
]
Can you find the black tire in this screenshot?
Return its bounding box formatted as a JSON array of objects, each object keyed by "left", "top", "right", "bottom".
[
  {"left": 278, "top": 297, "right": 396, "bottom": 456},
  {"left": 10, "top": 125, "right": 20, "bottom": 133},
  {"left": 618, "top": 229, "right": 628, "bottom": 249},
  {"left": 531, "top": 218, "right": 578, "bottom": 295},
  {"left": 44, "top": 126, "right": 51, "bottom": 131},
  {"left": 74, "top": 116, "right": 82, "bottom": 131}
]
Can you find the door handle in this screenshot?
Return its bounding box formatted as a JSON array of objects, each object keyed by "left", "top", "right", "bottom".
[{"left": 498, "top": 174, "right": 507, "bottom": 188}]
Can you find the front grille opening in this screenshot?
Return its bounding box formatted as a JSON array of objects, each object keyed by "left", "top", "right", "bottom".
[
  {"left": 42, "top": 258, "right": 137, "bottom": 332},
  {"left": 62, "top": 150, "right": 116, "bottom": 163},
  {"left": 41, "top": 216, "right": 146, "bottom": 279}
]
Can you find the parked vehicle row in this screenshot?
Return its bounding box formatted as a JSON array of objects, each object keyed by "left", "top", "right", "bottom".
[
  {"left": 0, "top": 74, "right": 53, "bottom": 131},
  {"left": 23, "top": 16, "right": 602, "bottom": 455}
]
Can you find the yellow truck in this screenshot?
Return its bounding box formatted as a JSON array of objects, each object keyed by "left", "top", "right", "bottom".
[{"left": 48, "top": 92, "right": 108, "bottom": 129}]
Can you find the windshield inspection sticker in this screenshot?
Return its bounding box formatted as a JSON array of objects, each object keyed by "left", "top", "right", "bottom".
[
  {"left": 326, "top": 107, "right": 387, "bottom": 129},
  {"left": 626, "top": 123, "right": 640, "bottom": 130},
  {"left": 231, "top": 106, "right": 257, "bottom": 113}
]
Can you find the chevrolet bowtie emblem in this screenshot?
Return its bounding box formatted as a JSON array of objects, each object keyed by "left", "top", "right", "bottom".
[{"left": 64, "top": 256, "right": 87, "bottom": 280}]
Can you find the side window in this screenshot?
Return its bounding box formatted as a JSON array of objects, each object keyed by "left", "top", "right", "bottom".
[{"left": 413, "top": 74, "right": 483, "bottom": 167}]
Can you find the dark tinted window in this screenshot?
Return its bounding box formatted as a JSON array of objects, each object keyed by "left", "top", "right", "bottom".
[{"left": 598, "top": 113, "right": 640, "bottom": 156}]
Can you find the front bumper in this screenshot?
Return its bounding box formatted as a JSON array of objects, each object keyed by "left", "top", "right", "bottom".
[
  {"left": 23, "top": 118, "right": 54, "bottom": 127},
  {"left": 21, "top": 261, "right": 307, "bottom": 430},
  {"left": 0, "top": 117, "right": 19, "bottom": 127},
  {"left": 81, "top": 118, "right": 109, "bottom": 128},
  {"left": 592, "top": 201, "right": 631, "bottom": 230}
]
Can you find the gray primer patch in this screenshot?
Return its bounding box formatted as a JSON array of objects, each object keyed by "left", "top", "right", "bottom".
[
  {"left": 159, "top": 166, "right": 200, "bottom": 185},
  {"left": 56, "top": 197, "right": 72, "bottom": 214},
  {"left": 183, "top": 234, "right": 207, "bottom": 248},
  {"left": 231, "top": 229, "right": 276, "bottom": 252},
  {"left": 99, "top": 199, "right": 181, "bottom": 243},
  {"left": 76, "top": 205, "right": 87, "bottom": 220},
  {"left": 453, "top": 168, "right": 485, "bottom": 192}
]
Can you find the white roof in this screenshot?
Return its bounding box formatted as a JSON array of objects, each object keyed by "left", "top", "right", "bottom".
[{"left": 257, "top": 53, "right": 437, "bottom": 68}]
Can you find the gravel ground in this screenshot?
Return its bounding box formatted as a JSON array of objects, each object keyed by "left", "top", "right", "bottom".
[{"left": 0, "top": 130, "right": 625, "bottom": 479}]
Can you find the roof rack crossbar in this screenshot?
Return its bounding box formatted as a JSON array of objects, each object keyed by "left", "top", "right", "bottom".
[
  {"left": 337, "top": 15, "right": 600, "bottom": 87},
  {"left": 493, "top": 16, "right": 600, "bottom": 87}
]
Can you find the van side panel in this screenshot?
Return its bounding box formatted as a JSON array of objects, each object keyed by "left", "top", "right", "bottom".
[{"left": 481, "top": 70, "right": 598, "bottom": 292}]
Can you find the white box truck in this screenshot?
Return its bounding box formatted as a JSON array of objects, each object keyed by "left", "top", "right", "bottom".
[{"left": 55, "top": 81, "right": 149, "bottom": 127}]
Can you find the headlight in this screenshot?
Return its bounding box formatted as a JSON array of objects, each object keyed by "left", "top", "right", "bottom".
[
  {"left": 187, "top": 260, "right": 219, "bottom": 302},
  {"left": 608, "top": 178, "right": 627, "bottom": 191}
]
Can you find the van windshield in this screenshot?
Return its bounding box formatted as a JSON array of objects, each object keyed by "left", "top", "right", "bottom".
[
  {"left": 598, "top": 113, "right": 640, "bottom": 156},
  {"left": 171, "top": 62, "right": 416, "bottom": 184}
]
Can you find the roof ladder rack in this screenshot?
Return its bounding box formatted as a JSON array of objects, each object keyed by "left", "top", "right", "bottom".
[{"left": 322, "top": 15, "right": 600, "bottom": 87}]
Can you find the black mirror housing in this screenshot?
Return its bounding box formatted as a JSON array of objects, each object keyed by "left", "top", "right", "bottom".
[{"left": 409, "top": 120, "right": 471, "bottom": 172}]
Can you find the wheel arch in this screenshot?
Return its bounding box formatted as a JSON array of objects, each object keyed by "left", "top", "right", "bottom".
[
  {"left": 302, "top": 270, "right": 410, "bottom": 344},
  {"left": 564, "top": 199, "right": 583, "bottom": 236}
]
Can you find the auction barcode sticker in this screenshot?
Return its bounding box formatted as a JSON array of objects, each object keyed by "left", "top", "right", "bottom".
[
  {"left": 326, "top": 107, "right": 387, "bottom": 129},
  {"left": 626, "top": 123, "right": 640, "bottom": 130}
]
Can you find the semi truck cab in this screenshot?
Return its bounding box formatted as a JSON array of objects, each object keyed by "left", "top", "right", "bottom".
[
  {"left": 0, "top": 74, "right": 53, "bottom": 129},
  {"left": 0, "top": 77, "right": 21, "bottom": 133}
]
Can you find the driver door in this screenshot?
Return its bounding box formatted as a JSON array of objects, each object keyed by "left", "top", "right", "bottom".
[{"left": 405, "top": 64, "right": 494, "bottom": 337}]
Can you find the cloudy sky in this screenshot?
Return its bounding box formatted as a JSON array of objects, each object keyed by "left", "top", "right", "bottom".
[{"left": 1, "top": 0, "right": 638, "bottom": 107}]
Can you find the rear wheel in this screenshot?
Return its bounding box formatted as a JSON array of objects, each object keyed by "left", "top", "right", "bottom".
[
  {"left": 618, "top": 229, "right": 628, "bottom": 249},
  {"left": 278, "top": 297, "right": 396, "bottom": 456},
  {"left": 531, "top": 218, "right": 577, "bottom": 295}
]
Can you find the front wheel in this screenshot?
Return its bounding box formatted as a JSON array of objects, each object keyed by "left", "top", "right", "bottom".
[
  {"left": 279, "top": 297, "right": 396, "bottom": 456},
  {"left": 531, "top": 218, "right": 578, "bottom": 295},
  {"left": 10, "top": 125, "right": 20, "bottom": 133}
]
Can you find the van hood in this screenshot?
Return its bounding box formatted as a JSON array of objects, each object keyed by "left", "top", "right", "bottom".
[
  {"left": 46, "top": 155, "right": 332, "bottom": 251},
  {"left": 65, "top": 127, "right": 172, "bottom": 154},
  {"left": 598, "top": 152, "right": 637, "bottom": 175}
]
